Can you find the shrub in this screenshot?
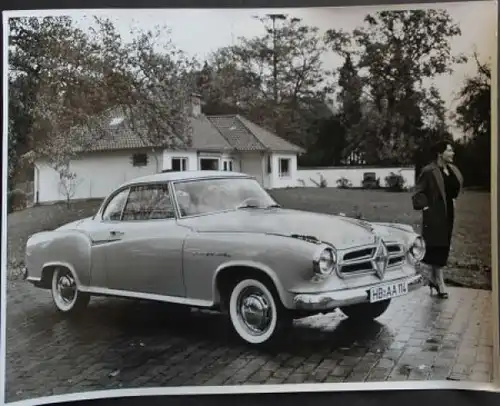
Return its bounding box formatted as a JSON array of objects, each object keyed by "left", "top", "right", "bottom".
[
  {"left": 310, "top": 173, "right": 328, "bottom": 188},
  {"left": 336, "top": 177, "right": 352, "bottom": 189},
  {"left": 8, "top": 189, "right": 28, "bottom": 213},
  {"left": 385, "top": 171, "right": 407, "bottom": 192}
]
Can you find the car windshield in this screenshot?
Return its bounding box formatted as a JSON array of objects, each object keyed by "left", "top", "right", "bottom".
[{"left": 173, "top": 177, "right": 279, "bottom": 217}]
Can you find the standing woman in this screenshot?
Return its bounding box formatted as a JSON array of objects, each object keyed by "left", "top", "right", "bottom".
[{"left": 412, "top": 141, "right": 463, "bottom": 299}]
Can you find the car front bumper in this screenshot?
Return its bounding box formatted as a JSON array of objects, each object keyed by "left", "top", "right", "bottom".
[
  {"left": 21, "top": 265, "right": 43, "bottom": 286},
  {"left": 293, "top": 273, "right": 424, "bottom": 311},
  {"left": 20, "top": 265, "right": 28, "bottom": 280}
]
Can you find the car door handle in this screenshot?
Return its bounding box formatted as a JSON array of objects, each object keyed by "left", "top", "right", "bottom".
[{"left": 109, "top": 230, "right": 125, "bottom": 237}]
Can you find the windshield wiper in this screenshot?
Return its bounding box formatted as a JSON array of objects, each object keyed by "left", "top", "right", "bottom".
[
  {"left": 236, "top": 203, "right": 261, "bottom": 209},
  {"left": 236, "top": 203, "right": 281, "bottom": 210}
]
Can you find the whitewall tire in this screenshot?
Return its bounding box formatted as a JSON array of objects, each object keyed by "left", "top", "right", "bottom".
[
  {"left": 228, "top": 278, "right": 291, "bottom": 347},
  {"left": 51, "top": 267, "right": 90, "bottom": 314}
]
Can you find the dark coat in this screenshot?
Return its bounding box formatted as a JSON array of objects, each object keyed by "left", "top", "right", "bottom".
[{"left": 412, "top": 162, "right": 463, "bottom": 247}]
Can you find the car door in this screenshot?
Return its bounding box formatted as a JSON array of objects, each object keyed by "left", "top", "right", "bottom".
[
  {"left": 100, "top": 182, "right": 189, "bottom": 298},
  {"left": 80, "top": 187, "right": 133, "bottom": 289}
]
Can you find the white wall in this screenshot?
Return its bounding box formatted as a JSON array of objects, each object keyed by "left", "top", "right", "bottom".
[
  {"left": 240, "top": 152, "right": 264, "bottom": 185},
  {"left": 269, "top": 153, "right": 298, "bottom": 189},
  {"left": 35, "top": 150, "right": 162, "bottom": 203},
  {"left": 296, "top": 167, "right": 416, "bottom": 189}
]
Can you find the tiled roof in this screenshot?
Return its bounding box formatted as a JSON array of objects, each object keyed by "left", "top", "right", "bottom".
[
  {"left": 235, "top": 115, "right": 305, "bottom": 153},
  {"left": 67, "top": 109, "right": 303, "bottom": 154},
  {"left": 206, "top": 115, "right": 266, "bottom": 151},
  {"left": 190, "top": 115, "right": 233, "bottom": 151}
]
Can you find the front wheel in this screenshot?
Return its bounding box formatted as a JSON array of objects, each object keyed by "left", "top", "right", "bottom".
[
  {"left": 228, "top": 278, "right": 292, "bottom": 347},
  {"left": 340, "top": 299, "right": 391, "bottom": 321},
  {"left": 51, "top": 267, "right": 90, "bottom": 315}
]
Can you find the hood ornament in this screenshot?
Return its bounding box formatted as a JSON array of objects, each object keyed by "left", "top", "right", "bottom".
[{"left": 372, "top": 239, "right": 389, "bottom": 279}]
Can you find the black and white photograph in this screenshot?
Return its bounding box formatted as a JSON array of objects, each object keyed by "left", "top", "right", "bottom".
[{"left": 4, "top": 2, "right": 497, "bottom": 404}]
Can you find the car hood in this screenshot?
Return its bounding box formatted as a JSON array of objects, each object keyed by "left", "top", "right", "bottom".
[{"left": 179, "top": 208, "right": 407, "bottom": 250}]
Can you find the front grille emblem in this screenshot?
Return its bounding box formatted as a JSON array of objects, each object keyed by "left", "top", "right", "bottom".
[{"left": 372, "top": 240, "right": 389, "bottom": 279}]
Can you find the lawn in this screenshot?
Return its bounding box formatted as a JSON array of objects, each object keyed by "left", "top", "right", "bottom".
[{"left": 7, "top": 187, "right": 492, "bottom": 289}]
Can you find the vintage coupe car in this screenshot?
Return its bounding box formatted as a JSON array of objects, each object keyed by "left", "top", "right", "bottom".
[{"left": 24, "top": 171, "right": 425, "bottom": 346}]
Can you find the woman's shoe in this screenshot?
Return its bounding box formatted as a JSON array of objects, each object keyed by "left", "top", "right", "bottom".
[{"left": 429, "top": 281, "right": 448, "bottom": 299}]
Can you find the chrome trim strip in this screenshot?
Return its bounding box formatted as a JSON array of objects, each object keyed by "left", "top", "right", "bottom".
[{"left": 78, "top": 286, "right": 214, "bottom": 308}]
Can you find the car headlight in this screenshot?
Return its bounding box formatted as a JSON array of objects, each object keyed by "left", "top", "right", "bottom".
[
  {"left": 409, "top": 236, "right": 426, "bottom": 262},
  {"left": 313, "top": 245, "right": 337, "bottom": 277}
]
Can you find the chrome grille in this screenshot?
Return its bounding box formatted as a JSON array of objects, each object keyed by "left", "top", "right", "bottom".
[
  {"left": 341, "top": 262, "right": 373, "bottom": 273},
  {"left": 387, "top": 244, "right": 403, "bottom": 254},
  {"left": 339, "top": 246, "right": 376, "bottom": 275},
  {"left": 338, "top": 242, "right": 406, "bottom": 277},
  {"left": 342, "top": 247, "right": 375, "bottom": 261},
  {"left": 386, "top": 243, "right": 405, "bottom": 268}
]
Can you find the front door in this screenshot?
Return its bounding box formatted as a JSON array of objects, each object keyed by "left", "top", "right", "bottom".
[
  {"left": 100, "top": 182, "right": 188, "bottom": 298},
  {"left": 82, "top": 187, "right": 132, "bottom": 288}
]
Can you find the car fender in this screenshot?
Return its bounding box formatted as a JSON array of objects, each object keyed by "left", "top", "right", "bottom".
[
  {"left": 212, "top": 259, "right": 292, "bottom": 306},
  {"left": 31, "top": 230, "right": 93, "bottom": 288}
]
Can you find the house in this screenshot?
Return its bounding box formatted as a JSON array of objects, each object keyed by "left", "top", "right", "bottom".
[{"left": 33, "top": 94, "right": 305, "bottom": 203}]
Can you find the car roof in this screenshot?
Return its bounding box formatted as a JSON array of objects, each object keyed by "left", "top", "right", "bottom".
[{"left": 117, "top": 170, "right": 252, "bottom": 189}]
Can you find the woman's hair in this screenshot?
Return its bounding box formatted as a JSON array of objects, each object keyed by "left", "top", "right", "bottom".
[{"left": 431, "top": 139, "right": 454, "bottom": 159}]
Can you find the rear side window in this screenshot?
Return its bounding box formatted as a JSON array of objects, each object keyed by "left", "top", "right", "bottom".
[{"left": 102, "top": 188, "right": 130, "bottom": 221}]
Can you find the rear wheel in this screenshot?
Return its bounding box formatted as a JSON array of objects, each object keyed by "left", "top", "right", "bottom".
[
  {"left": 340, "top": 299, "right": 391, "bottom": 321},
  {"left": 51, "top": 267, "right": 90, "bottom": 315},
  {"left": 227, "top": 278, "right": 292, "bottom": 347}
]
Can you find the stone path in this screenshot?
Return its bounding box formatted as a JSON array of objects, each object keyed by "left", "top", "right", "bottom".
[{"left": 5, "top": 280, "right": 494, "bottom": 403}]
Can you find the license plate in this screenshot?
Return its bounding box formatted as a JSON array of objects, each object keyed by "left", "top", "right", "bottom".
[{"left": 369, "top": 281, "right": 408, "bottom": 303}]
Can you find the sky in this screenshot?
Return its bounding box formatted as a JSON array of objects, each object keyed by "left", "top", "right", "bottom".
[{"left": 8, "top": 1, "right": 497, "bottom": 137}]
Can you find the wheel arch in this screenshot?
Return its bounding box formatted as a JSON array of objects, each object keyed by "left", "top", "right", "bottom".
[
  {"left": 212, "top": 261, "right": 289, "bottom": 310},
  {"left": 40, "top": 261, "right": 82, "bottom": 290}
]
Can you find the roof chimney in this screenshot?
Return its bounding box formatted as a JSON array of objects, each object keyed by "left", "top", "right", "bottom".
[{"left": 191, "top": 93, "right": 202, "bottom": 117}]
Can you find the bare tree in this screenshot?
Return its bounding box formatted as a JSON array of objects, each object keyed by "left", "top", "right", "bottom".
[{"left": 57, "top": 166, "right": 83, "bottom": 207}]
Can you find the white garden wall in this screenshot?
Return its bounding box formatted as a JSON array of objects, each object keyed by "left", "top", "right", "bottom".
[{"left": 296, "top": 167, "right": 416, "bottom": 189}]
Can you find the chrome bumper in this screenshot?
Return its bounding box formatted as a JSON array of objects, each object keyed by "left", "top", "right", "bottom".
[
  {"left": 293, "top": 274, "right": 423, "bottom": 311},
  {"left": 21, "top": 265, "right": 28, "bottom": 280},
  {"left": 22, "top": 266, "right": 42, "bottom": 286}
]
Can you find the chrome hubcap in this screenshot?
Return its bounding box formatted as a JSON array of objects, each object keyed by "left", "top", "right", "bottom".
[
  {"left": 237, "top": 288, "right": 272, "bottom": 335},
  {"left": 56, "top": 273, "right": 76, "bottom": 304}
]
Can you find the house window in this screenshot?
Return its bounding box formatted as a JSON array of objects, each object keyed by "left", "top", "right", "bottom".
[
  {"left": 279, "top": 158, "right": 291, "bottom": 178},
  {"left": 267, "top": 156, "right": 272, "bottom": 174},
  {"left": 132, "top": 153, "right": 148, "bottom": 167},
  {"left": 171, "top": 157, "right": 188, "bottom": 172},
  {"left": 199, "top": 157, "right": 219, "bottom": 171},
  {"left": 222, "top": 159, "right": 234, "bottom": 171}
]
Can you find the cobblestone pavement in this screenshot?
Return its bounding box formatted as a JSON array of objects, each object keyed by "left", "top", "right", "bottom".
[{"left": 5, "top": 280, "right": 494, "bottom": 403}]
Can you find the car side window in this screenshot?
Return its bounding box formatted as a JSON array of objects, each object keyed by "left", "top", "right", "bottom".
[
  {"left": 102, "top": 188, "right": 130, "bottom": 221},
  {"left": 121, "top": 183, "right": 175, "bottom": 221}
]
